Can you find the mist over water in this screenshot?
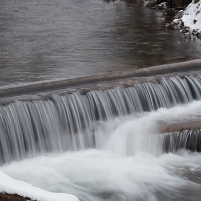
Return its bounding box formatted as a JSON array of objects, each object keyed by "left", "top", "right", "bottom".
[{"left": 2, "top": 101, "right": 201, "bottom": 201}]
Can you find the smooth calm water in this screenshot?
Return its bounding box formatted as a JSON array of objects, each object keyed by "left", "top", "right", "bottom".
[{"left": 0, "top": 0, "right": 201, "bottom": 86}]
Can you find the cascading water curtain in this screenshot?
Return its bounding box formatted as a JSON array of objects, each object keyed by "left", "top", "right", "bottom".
[
  {"left": 1, "top": 74, "right": 201, "bottom": 164},
  {"left": 163, "top": 129, "right": 201, "bottom": 153}
]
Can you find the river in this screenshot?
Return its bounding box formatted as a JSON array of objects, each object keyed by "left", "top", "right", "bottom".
[
  {"left": 1, "top": 73, "right": 201, "bottom": 200},
  {"left": 1, "top": 1, "right": 201, "bottom": 201},
  {"left": 0, "top": 0, "right": 201, "bottom": 85},
  {"left": 2, "top": 101, "right": 201, "bottom": 201}
]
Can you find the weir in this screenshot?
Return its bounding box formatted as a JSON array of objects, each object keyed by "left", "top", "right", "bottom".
[
  {"left": 163, "top": 130, "right": 201, "bottom": 153},
  {"left": 0, "top": 59, "right": 201, "bottom": 101},
  {"left": 0, "top": 60, "right": 201, "bottom": 164}
]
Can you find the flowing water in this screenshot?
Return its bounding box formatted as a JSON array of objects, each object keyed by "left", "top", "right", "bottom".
[
  {"left": 1, "top": 0, "right": 201, "bottom": 200},
  {"left": 0, "top": 0, "right": 201, "bottom": 85},
  {"left": 1, "top": 74, "right": 201, "bottom": 200},
  {"left": 2, "top": 102, "right": 201, "bottom": 201},
  {"left": 1, "top": 74, "right": 201, "bottom": 164}
]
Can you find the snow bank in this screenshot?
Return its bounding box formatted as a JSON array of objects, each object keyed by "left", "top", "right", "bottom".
[
  {"left": 173, "top": 0, "right": 201, "bottom": 35},
  {"left": 0, "top": 170, "right": 79, "bottom": 201},
  {"left": 182, "top": 0, "right": 201, "bottom": 32}
]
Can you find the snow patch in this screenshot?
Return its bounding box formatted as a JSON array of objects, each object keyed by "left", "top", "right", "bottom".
[
  {"left": 173, "top": 0, "right": 201, "bottom": 36},
  {"left": 182, "top": 1, "right": 201, "bottom": 32},
  {"left": 0, "top": 170, "right": 79, "bottom": 201}
]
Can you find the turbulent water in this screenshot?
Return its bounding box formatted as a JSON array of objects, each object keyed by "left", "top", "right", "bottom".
[
  {"left": 1, "top": 74, "right": 201, "bottom": 164},
  {"left": 1, "top": 73, "right": 201, "bottom": 200},
  {"left": 2, "top": 101, "right": 201, "bottom": 201}
]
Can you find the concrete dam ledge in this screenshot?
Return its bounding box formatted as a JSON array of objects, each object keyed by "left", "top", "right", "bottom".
[
  {"left": 0, "top": 59, "right": 201, "bottom": 100},
  {"left": 159, "top": 120, "right": 201, "bottom": 133}
]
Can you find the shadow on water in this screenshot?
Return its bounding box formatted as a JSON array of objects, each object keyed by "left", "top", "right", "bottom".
[{"left": 0, "top": 0, "right": 201, "bottom": 86}]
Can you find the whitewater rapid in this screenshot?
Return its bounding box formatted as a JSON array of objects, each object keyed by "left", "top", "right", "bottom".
[{"left": 1, "top": 101, "right": 201, "bottom": 201}]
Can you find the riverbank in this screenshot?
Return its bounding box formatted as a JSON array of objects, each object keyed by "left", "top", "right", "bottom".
[
  {"left": 0, "top": 169, "right": 79, "bottom": 201},
  {"left": 173, "top": 0, "right": 201, "bottom": 37},
  {"left": 0, "top": 193, "right": 34, "bottom": 201},
  {"left": 145, "top": 0, "right": 201, "bottom": 37}
]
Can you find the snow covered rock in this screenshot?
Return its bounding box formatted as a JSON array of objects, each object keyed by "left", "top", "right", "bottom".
[{"left": 173, "top": 0, "right": 201, "bottom": 37}]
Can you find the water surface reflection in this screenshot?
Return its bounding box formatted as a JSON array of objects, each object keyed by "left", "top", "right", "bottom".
[{"left": 0, "top": 0, "right": 201, "bottom": 85}]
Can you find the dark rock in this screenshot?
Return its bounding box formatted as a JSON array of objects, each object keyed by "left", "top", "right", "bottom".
[
  {"left": 0, "top": 192, "right": 36, "bottom": 201},
  {"left": 165, "top": 8, "right": 178, "bottom": 16},
  {"left": 194, "top": 0, "right": 200, "bottom": 3},
  {"left": 172, "top": 0, "right": 192, "bottom": 8},
  {"left": 146, "top": 1, "right": 157, "bottom": 8}
]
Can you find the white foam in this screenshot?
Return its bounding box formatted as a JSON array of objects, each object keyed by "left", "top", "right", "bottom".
[{"left": 2, "top": 100, "right": 201, "bottom": 201}]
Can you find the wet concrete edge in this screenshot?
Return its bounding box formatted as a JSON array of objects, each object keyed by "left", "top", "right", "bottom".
[{"left": 0, "top": 59, "right": 201, "bottom": 99}]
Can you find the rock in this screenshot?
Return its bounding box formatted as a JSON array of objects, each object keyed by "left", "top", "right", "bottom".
[
  {"left": 146, "top": 1, "right": 157, "bottom": 8},
  {"left": 0, "top": 192, "right": 36, "bottom": 201},
  {"left": 172, "top": 0, "right": 192, "bottom": 8},
  {"left": 165, "top": 8, "right": 178, "bottom": 16}
]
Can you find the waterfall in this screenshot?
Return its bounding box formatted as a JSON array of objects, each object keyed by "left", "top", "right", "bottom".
[
  {"left": 163, "top": 129, "right": 201, "bottom": 153},
  {"left": 1, "top": 74, "right": 201, "bottom": 164}
]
